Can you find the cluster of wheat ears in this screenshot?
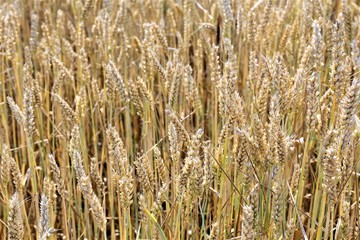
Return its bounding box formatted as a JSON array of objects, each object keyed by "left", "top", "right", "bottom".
[{"left": 0, "top": 0, "right": 360, "bottom": 239}]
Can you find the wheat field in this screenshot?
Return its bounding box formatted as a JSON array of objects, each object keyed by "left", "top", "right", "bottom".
[{"left": 0, "top": 0, "right": 360, "bottom": 239}]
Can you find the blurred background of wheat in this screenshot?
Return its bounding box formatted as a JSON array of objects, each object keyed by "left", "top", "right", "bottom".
[{"left": 0, "top": 0, "right": 360, "bottom": 239}]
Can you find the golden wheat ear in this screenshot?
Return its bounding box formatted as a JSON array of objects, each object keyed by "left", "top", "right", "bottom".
[
  {"left": 39, "top": 193, "right": 54, "bottom": 240},
  {"left": 7, "top": 192, "right": 24, "bottom": 240},
  {"left": 78, "top": 175, "right": 107, "bottom": 231},
  {"left": 1, "top": 143, "right": 11, "bottom": 186}
]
